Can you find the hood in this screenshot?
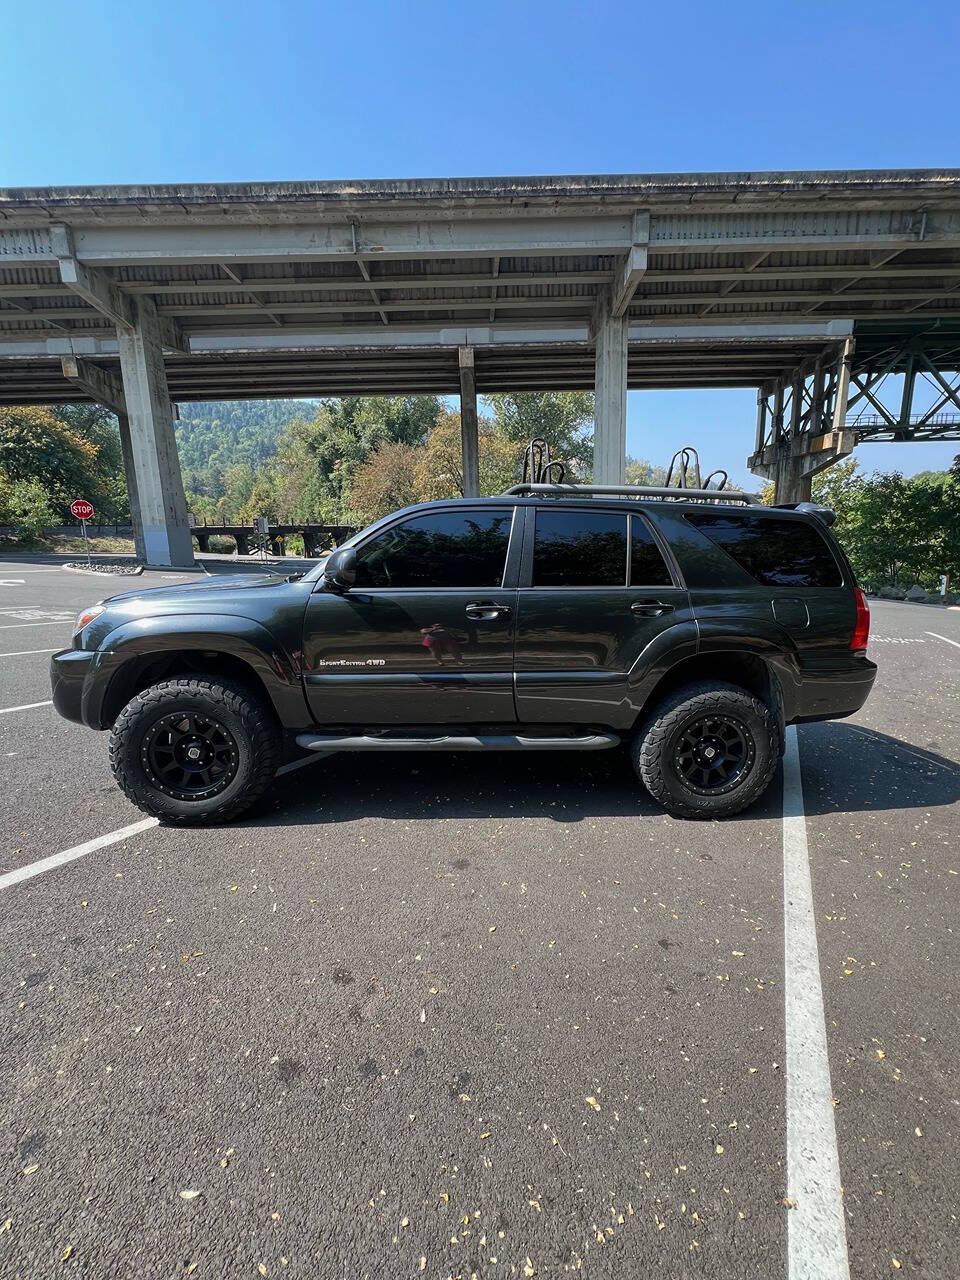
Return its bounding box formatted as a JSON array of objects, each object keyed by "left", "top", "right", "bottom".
[{"left": 104, "top": 571, "right": 294, "bottom": 607}]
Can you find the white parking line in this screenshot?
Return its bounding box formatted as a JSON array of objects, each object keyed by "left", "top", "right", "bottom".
[
  {"left": 925, "top": 630, "right": 960, "bottom": 650},
  {"left": 276, "top": 751, "right": 330, "bottom": 776},
  {"left": 0, "top": 700, "right": 53, "bottom": 715},
  {"left": 0, "top": 818, "right": 159, "bottom": 892},
  {"left": 0, "top": 647, "right": 61, "bottom": 658},
  {"left": 0, "top": 756, "right": 326, "bottom": 891},
  {"left": 0, "top": 620, "right": 73, "bottom": 631},
  {"left": 782, "top": 726, "right": 850, "bottom": 1280}
]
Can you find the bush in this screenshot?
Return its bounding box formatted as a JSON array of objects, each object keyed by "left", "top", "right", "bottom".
[{"left": 1, "top": 478, "right": 58, "bottom": 540}]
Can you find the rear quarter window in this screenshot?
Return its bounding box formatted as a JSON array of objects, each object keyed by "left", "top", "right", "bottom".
[{"left": 684, "top": 513, "right": 842, "bottom": 587}]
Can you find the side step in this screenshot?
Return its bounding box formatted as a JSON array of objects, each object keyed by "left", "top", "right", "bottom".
[{"left": 295, "top": 731, "right": 621, "bottom": 753}]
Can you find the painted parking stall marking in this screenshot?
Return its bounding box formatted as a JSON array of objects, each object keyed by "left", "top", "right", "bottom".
[
  {"left": 0, "top": 818, "right": 159, "bottom": 892},
  {"left": 0, "top": 700, "right": 53, "bottom": 715},
  {"left": 925, "top": 630, "right": 960, "bottom": 650},
  {"left": 0, "top": 647, "right": 61, "bottom": 659},
  {"left": 0, "top": 609, "right": 74, "bottom": 622},
  {"left": 782, "top": 726, "right": 850, "bottom": 1280}
]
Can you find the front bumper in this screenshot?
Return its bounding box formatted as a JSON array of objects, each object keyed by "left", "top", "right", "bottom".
[
  {"left": 50, "top": 648, "right": 96, "bottom": 726},
  {"left": 792, "top": 657, "right": 877, "bottom": 723}
]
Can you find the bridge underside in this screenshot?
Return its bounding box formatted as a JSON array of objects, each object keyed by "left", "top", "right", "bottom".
[
  {"left": 0, "top": 325, "right": 860, "bottom": 402},
  {"left": 2, "top": 171, "right": 960, "bottom": 562}
]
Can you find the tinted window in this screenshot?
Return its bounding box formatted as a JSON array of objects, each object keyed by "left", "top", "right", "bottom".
[
  {"left": 533, "top": 510, "right": 627, "bottom": 586},
  {"left": 631, "top": 516, "right": 673, "bottom": 586},
  {"left": 685, "top": 513, "right": 842, "bottom": 587},
  {"left": 355, "top": 509, "right": 512, "bottom": 589}
]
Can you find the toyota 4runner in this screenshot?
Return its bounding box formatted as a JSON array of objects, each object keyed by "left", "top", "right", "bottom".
[{"left": 50, "top": 480, "right": 876, "bottom": 823}]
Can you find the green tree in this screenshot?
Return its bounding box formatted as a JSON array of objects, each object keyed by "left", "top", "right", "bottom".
[
  {"left": 625, "top": 456, "right": 668, "bottom": 487},
  {"left": 349, "top": 441, "right": 423, "bottom": 522},
  {"left": 485, "top": 392, "right": 595, "bottom": 475},
  {"left": 271, "top": 396, "right": 443, "bottom": 521},
  {"left": 0, "top": 406, "right": 102, "bottom": 520},
  {"left": 0, "top": 477, "right": 58, "bottom": 540},
  {"left": 412, "top": 412, "right": 518, "bottom": 502}
]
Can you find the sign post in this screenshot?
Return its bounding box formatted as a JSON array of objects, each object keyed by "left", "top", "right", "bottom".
[{"left": 70, "top": 499, "right": 94, "bottom": 570}]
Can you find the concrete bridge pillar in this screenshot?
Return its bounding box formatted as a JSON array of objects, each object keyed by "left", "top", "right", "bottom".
[
  {"left": 115, "top": 296, "right": 194, "bottom": 568},
  {"left": 593, "top": 290, "right": 628, "bottom": 484}
]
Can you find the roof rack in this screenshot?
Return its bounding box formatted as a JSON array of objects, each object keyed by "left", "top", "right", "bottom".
[{"left": 505, "top": 482, "right": 762, "bottom": 505}]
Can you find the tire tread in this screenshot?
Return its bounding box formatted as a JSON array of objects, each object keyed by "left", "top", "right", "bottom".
[
  {"left": 109, "top": 675, "right": 280, "bottom": 824},
  {"left": 633, "top": 680, "right": 780, "bottom": 819}
]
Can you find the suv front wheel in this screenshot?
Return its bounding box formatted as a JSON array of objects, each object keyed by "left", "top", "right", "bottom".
[
  {"left": 110, "top": 675, "right": 281, "bottom": 824},
  {"left": 633, "top": 680, "right": 780, "bottom": 819}
]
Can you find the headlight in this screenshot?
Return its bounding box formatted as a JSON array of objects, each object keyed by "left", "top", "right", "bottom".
[{"left": 74, "top": 604, "right": 106, "bottom": 637}]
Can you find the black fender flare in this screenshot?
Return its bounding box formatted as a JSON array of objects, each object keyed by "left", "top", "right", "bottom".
[{"left": 82, "top": 613, "right": 311, "bottom": 730}]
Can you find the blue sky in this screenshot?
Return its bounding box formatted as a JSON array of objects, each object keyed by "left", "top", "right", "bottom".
[{"left": 2, "top": 0, "right": 959, "bottom": 483}]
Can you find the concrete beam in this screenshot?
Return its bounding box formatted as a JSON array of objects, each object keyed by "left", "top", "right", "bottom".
[
  {"left": 611, "top": 212, "right": 649, "bottom": 316},
  {"left": 59, "top": 355, "right": 125, "bottom": 415},
  {"left": 4, "top": 206, "right": 958, "bottom": 271},
  {"left": 748, "top": 430, "right": 858, "bottom": 502},
  {"left": 53, "top": 226, "right": 190, "bottom": 353},
  {"left": 458, "top": 346, "right": 480, "bottom": 498},
  {"left": 64, "top": 217, "right": 637, "bottom": 266},
  {"left": 0, "top": 315, "right": 859, "bottom": 360},
  {"left": 59, "top": 355, "right": 146, "bottom": 561},
  {"left": 57, "top": 256, "right": 136, "bottom": 329},
  {"left": 593, "top": 290, "right": 628, "bottom": 485},
  {"left": 115, "top": 295, "right": 194, "bottom": 567}
]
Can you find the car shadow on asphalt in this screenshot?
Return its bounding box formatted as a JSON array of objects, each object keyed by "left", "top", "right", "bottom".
[
  {"left": 218, "top": 722, "right": 958, "bottom": 831},
  {"left": 796, "top": 721, "right": 959, "bottom": 816}
]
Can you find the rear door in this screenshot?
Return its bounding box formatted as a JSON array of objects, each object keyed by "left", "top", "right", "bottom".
[
  {"left": 513, "top": 505, "right": 692, "bottom": 726},
  {"left": 679, "top": 510, "right": 855, "bottom": 656},
  {"left": 301, "top": 505, "right": 519, "bottom": 725}
]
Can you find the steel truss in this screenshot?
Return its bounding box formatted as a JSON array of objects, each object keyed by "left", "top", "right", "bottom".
[
  {"left": 748, "top": 338, "right": 856, "bottom": 501},
  {"left": 845, "top": 338, "right": 960, "bottom": 442}
]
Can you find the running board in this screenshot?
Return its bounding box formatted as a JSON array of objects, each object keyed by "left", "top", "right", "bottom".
[{"left": 295, "top": 731, "right": 621, "bottom": 753}]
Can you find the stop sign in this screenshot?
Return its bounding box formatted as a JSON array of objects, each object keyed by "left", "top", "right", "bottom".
[{"left": 70, "top": 499, "right": 94, "bottom": 521}]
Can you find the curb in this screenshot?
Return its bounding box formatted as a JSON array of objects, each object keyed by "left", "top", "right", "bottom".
[{"left": 63, "top": 563, "right": 145, "bottom": 578}]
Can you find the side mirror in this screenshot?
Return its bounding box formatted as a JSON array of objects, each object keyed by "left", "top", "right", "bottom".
[{"left": 322, "top": 545, "right": 357, "bottom": 593}]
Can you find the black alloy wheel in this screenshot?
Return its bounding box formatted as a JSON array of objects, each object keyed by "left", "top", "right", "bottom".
[
  {"left": 142, "top": 711, "right": 239, "bottom": 800},
  {"left": 632, "top": 679, "right": 780, "bottom": 819},
  {"left": 673, "top": 713, "right": 755, "bottom": 796}
]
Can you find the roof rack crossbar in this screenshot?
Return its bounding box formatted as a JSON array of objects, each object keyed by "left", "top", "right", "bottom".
[{"left": 504, "top": 482, "right": 761, "bottom": 505}]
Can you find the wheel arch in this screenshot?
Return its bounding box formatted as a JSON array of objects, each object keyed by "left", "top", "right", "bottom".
[
  {"left": 84, "top": 614, "right": 311, "bottom": 731},
  {"left": 634, "top": 649, "right": 787, "bottom": 751}
]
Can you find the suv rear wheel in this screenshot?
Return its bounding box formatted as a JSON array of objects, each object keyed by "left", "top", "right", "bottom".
[
  {"left": 633, "top": 680, "right": 780, "bottom": 819},
  {"left": 109, "top": 675, "right": 281, "bottom": 824}
]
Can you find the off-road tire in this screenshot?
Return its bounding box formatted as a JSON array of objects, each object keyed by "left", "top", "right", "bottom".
[
  {"left": 633, "top": 680, "right": 780, "bottom": 820},
  {"left": 109, "top": 675, "right": 281, "bottom": 824}
]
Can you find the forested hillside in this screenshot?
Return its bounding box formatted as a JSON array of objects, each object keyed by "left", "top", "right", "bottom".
[{"left": 176, "top": 400, "right": 317, "bottom": 497}]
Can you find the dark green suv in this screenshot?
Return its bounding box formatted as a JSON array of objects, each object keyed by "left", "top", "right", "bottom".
[{"left": 51, "top": 484, "right": 875, "bottom": 823}]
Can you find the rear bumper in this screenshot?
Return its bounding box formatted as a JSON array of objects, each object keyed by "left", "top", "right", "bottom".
[
  {"left": 50, "top": 648, "right": 96, "bottom": 726},
  {"left": 790, "top": 657, "right": 877, "bottom": 724}
]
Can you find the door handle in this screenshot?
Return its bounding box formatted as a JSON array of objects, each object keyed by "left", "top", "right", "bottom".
[
  {"left": 631, "top": 599, "right": 674, "bottom": 617},
  {"left": 465, "top": 602, "right": 512, "bottom": 621}
]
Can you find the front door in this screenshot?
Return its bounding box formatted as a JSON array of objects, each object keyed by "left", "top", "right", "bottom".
[
  {"left": 302, "top": 506, "right": 519, "bottom": 725},
  {"left": 513, "top": 506, "right": 692, "bottom": 726}
]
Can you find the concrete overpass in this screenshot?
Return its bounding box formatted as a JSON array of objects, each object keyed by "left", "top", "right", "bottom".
[{"left": 2, "top": 171, "right": 960, "bottom": 565}]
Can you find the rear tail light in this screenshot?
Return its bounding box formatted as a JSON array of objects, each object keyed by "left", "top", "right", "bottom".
[{"left": 850, "top": 587, "right": 870, "bottom": 651}]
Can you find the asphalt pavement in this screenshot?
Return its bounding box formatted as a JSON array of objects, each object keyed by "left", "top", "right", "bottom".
[{"left": 0, "top": 560, "right": 957, "bottom": 1280}]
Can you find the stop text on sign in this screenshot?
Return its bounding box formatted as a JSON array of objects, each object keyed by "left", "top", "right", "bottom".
[{"left": 70, "top": 499, "right": 94, "bottom": 521}]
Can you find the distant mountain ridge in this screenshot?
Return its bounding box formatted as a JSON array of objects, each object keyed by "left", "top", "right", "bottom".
[{"left": 175, "top": 399, "right": 317, "bottom": 495}]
